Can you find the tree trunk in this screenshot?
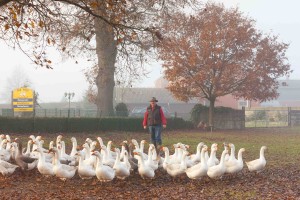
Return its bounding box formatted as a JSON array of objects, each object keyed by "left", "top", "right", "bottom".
[
  {"left": 208, "top": 98, "right": 216, "bottom": 131},
  {"left": 94, "top": 17, "right": 117, "bottom": 117}
]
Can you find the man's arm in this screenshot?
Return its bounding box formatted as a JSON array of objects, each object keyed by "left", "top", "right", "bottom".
[
  {"left": 160, "top": 108, "right": 167, "bottom": 128},
  {"left": 143, "top": 110, "right": 148, "bottom": 129}
]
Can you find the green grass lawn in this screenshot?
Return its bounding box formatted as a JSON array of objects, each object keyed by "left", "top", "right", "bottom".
[
  {"left": 14, "top": 126, "right": 300, "bottom": 168},
  {"left": 161, "top": 127, "right": 300, "bottom": 167}
]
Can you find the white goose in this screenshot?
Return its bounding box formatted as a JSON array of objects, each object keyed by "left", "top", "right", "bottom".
[
  {"left": 113, "top": 148, "right": 130, "bottom": 180},
  {"left": 50, "top": 147, "right": 77, "bottom": 181},
  {"left": 246, "top": 146, "right": 267, "bottom": 173},
  {"left": 223, "top": 143, "right": 230, "bottom": 161},
  {"left": 119, "top": 143, "right": 126, "bottom": 161},
  {"left": 12, "top": 141, "right": 38, "bottom": 171},
  {"left": 145, "top": 144, "right": 159, "bottom": 170},
  {"left": 185, "top": 145, "right": 208, "bottom": 179},
  {"left": 226, "top": 148, "right": 245, "bottom": 174},
  {"left": 70, "top": 137, "right": 78, "bottom": 157},
  {"left": 92, "top": 151, "right": 115, "bottom": 182},
  {"left": 132, "top": 139, "right": 141, "bottom": 160},
  {"left": 100, "top": 145, "right": 115, "bottom": 168},
  {"left": 207, "top": 143, "right": 218, "bottom": 168},
  {"left": 226, "top": 143, "right": 237, "bottom": 163},
  {"left": 29, "top": 135, "right": 36, "bottom": 148},
  {"left": 76, "top": 151, "right": 96, "bottom": 179},
  {"left": 85, "top": 138, "right": 93, "bottom": 146},
  {"left": 166, "top": 149, "right": 188, "bottom": 178},
  {"left": 97, "top": 137, "right": 105, "bottom": 147},
  {"left": 0, "top": 160, "right": 19, "bottom": 176},
  {"left": 162, "top": 146, "right": 172, "bottom": 170},
  {"left": 23, "top": 139, "right": 33, "bottom": 156},
  {"left": 90, "top": 141, "right": 98, "bottom": 152},
  {"left": 34, "top": 147, "right": 55, "bottom": 177},
  {"left": 131, "top": 139, "right": 140, "bottom": 151},
  {"left": 139, "top": 140, "right": 148, "bottom": 159},
  {"left": 207, "top": 149, "right": 228, "bottom": 179},
  {"left": 97, "top": 137, "right": 106, "bottom": 156},
  {"left": 5, "top": 135, "right": 12, "bottom": 151},
  {"left": 57, "top": 141, "right": 76, "bottom": 165},
  {"left": 81, "top": 143, "right": 97, "bottom": 167},
  {"left": 134, "top": 151, "right": 155, "bottom": 179},
  {"left": 189, "top": 142, "right": 205, "bottom": 163},
  {"left": 0, "top": 139, "right": 11, "bottom": 161},
  {"left": 49, "top": 141, "right": 55, "bottom": 150},
  {"left": 0, "top": 134, "right": 4, "bottom": 144},
  {"left": 106, "top": 141, "right": 117, "bottom": 159}
]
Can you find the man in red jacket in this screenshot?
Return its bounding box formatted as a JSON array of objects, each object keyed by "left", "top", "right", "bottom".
[{"left": 143, "top": 97, "right": 167, "bottom": 152}]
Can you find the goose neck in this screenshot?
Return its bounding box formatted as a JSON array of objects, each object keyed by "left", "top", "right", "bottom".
[
  {"left": 260, "top": 148, "right": 265, "bottom": 159},
  {"left": 200, "top": 149, "right": 206, "bottom": 165},
  {"left": 237, "top": 150, "right": 244, "bottom": 162},
  {"left": 220, "top": 150, "right": 227, "bottom": 164}
]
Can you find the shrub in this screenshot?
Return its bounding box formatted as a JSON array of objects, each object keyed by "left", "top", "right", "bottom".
[
  {"left": 190, "top": 104, "right": 209, "bottom": 125},
  {"left": 115, "top": 102, "right": 129, "bottom": 117},
  {"left": 190, "top": 104, "right": 237, "bottom": 126}
]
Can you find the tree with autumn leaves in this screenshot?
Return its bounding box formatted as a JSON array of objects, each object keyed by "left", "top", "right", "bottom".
[
  {"left": 0, "top": 0, "right": 201, "bottom": 116},
  {"left": 158, "top": 3, "right": 292, "bottom": 128}
]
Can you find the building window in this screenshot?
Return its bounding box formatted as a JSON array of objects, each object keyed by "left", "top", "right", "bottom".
[{"left": 282, "top": 82, "right": 288, "bottom": 86}]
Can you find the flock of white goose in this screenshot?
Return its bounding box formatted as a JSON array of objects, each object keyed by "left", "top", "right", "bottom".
[{"left": 0, "top": 134, "right": 267, "bottom": 181}]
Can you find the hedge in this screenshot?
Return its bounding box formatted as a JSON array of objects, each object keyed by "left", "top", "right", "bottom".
[{"left": 0, "top": 117, "right": 193, "bottom": 133}]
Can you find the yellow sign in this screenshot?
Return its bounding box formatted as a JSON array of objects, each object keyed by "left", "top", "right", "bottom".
[
  {"left": 13, "top": 87, "right": 34, "bottom": 99},
  {"left": 14, "top": 108, "right": 33, "bottom": 112},
  {"left": 12, "top": 87, "right": 34, "bottom": 112},
  {"left": 13, "top": 101, "right": 34, "bottom": 105}
]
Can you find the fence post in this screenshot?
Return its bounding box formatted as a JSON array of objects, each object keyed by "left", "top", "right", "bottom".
[
  {"left": 288, "top": 107, "right": 291, "bottom": 127},
  {"left": 242, "top": 106, "right": 245, "bottom": 129},
  {"left": 254, "top": 110, "right": 257, "bottom": 127}
]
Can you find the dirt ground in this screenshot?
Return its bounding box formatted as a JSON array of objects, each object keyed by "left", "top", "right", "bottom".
[
  {"left": 1, "top": 130, "right": 300, "bottom": 199},
  {"left": 0, "top": 163, "right": 299, "bottom": 199}
]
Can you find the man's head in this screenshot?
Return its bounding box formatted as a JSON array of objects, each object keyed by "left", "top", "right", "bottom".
[{"left": 150, "top": 97, "right": 158, "bottom": 106}]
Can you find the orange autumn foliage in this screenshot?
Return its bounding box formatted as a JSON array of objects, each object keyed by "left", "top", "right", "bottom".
[{"left": 158, "top": 3, "right": 291, "bottom": 127}]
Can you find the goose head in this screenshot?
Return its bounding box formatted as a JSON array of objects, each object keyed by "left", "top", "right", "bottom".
[
  {"left": 260, "top": 146, "right": 267, "bottom": 156},
  {"left": 40, "top": 140, "right": 45, "bottom": 146},
  {"left": 36, "top": 136, "right": 42, "bottom": 141},
  {"left": 82, "top": 143, "right": 90, "bottom": 150},
  {"left": 211, "top": 143, "right": 218, "bottom": 151},
  {"left": 90, "top": 141, "right": 98, "bottom": 151},
  {"left": 261, "top": 146, "right": 267, "bottom": 151},
  {"left": 131, "top": 139, "right": 139, "bottom": 148},
  {"left": 239, "top": 148, "right": 245, "bottom": 153},
  {"left": 97, "top": 137, "right": 104, "bottom": 146},
  {"left": 56, "top": 135, "right": 63, "bottom": 142},
  {"left": 29, "top": 135, "right": 36, "bottom": 141},
  {"left": 49, "top": 141, "right": 54, "bottom": 149},
  {"left": 5, "top": 135, "right": 11, "bottom": 143},
  {"left": 71, "top": 137, "right": 77, "bottom": 143},
  {"left": 223, "top": 142, "right": 229, "bottom": 149},
  {"left": 202, "top": 145, "right": 208, "bottom": 152},
  {"left": 228, "top": 143, "right": 235, "bottom": 149},
  {"left": 85, "top": 138, "right": 93, "bottom": 145},
  {"left": 133, "top": 151, "right": 142, "bottom": 157},
  {"left": 28, "top": 140, "right": 33, "bottom": 145}
]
